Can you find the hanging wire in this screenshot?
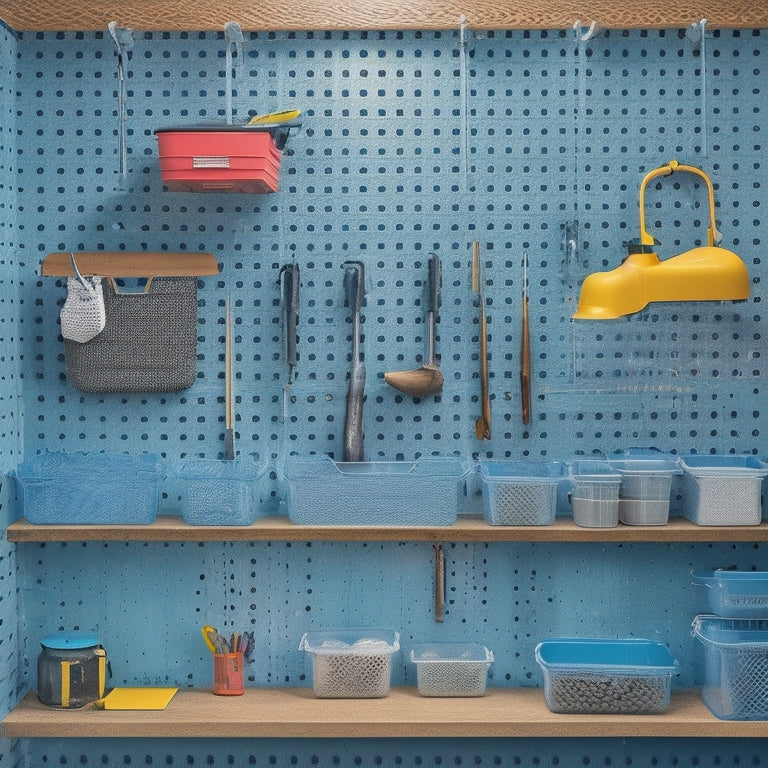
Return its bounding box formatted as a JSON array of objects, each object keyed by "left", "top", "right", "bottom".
[
  {"left": 107, "top": 22, "right": 134, "bottom": 186},
  {"left": 458, "top": 15, "right": 469, "bottom": 193},
  {"left": 224, "top": 21, "right": 244, "bottom": 125},
  {"left": 699, "top": 19, "right": 709, "bottom": 158}
]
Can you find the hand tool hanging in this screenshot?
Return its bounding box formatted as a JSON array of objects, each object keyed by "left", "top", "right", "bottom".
[
  {"left": 107, "top": 22, "right": 134, "bottom": 188},
  {"left": 384, "top": 252, "right": 443, "bottom": 397},
  {"left": 279, "top": 262, "right": 300, "bottom": 388},
  {"left": 343, "top": 262, "right": 366, "bottom": 462},
  {"left": 224, "top": 294, "right": 236, "bottom": 460},
  {"left": 472, "top": 241, "right": 491, "bottom": 440},
  {"left": 433, "top": 543, "right": 445, "bottom": 623},
  {"left": 520, "top": 250, "right": 531, "bottom": 426}
]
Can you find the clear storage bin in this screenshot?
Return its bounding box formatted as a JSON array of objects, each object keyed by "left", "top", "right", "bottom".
[
  {"left": 410, "top": 643, "right": 493, "bottom": 697},
  {"left": 299, "top": 628, "right": 400, "bottom": 698},
  {"left": 178, "top": 454, "right": 268, "bottom": 526},
  {"left": 680, "top": 455, "right": 768, "bottom": 526},
  {"left": 283, "top": 454, "right": 466, "bottom": 526},
  {"left": 16, "top": 452, "right": 160, "bottom": 525},
  {"left": 692, "top": 615, "right": 768, "bottom": 720},
  {"left": 479, "top": 461, "right": 565, "bottom": 526},
  {"left": 692, "top": 570, "right": 768, "bottom": 619},
  {"left": 567, "top": 460, "right": 621, "bottom": 528},
  {"left": 535, "top": 637, "right": 678, "bottom": 714}
]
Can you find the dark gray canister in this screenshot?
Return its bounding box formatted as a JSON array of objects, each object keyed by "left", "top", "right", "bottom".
[{"left": 37, "top": 631, "right": 107, "bottom": 708}]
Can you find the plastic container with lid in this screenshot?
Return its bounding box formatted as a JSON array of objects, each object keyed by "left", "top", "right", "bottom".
[{"left": 37, "top": 631, "right": 107, "bottom": 708}]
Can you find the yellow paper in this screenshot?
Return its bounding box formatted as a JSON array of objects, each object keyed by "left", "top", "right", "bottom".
[{"left": 94, "top": 687, "right": 178, "bottom": 710}]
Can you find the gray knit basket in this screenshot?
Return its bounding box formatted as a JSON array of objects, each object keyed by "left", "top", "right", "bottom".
[{"left": 64, "top": 276, "right": 198, "bottom": 393}]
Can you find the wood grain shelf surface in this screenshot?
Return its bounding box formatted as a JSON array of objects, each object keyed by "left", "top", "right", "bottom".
[
  {"left": 7, "top": 515, "right": 768, "bottom": 543},
  {"left": 0, "top": 1, "right": 766, "bottom": 32},
  {"left": 3, "top": 687, "right": 765, "bottom": 740}
]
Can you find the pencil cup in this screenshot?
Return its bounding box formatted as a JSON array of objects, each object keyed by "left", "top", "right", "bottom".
[{"left": 213, "top": 652, "right": 244, "bottom": 695}]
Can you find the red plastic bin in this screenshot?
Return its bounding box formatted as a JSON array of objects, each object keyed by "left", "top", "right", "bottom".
[{"left": 155, "top": 126, "right": 283, "bottom": 193}]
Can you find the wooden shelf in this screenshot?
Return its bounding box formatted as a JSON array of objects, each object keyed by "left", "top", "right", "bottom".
[
  {"left": 3, "top": 687, "right": 765, "bottom": 740},
  {"left": 41, "top": 252, "right": 219, "bottom": 278},
  {"left": 0, "top": 1, "right": 766, "bottom": 32},
  {"left": 7, "top": 515, "right": 768, "bottom": 543}
]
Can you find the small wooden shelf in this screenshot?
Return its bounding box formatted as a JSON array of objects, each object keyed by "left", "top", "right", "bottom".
[
  {"left": 3, "top": 687, "right": 765, "bottom": 740},
  {"left": 41, "top": 251, "right": 219, "bottom": 279},
  {"left": 7, "top": 515, "right": 768, "bottom": 543}
]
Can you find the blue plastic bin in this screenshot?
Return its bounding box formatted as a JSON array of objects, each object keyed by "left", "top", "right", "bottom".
[
  {"left": 692, "top": 570, "right": 768, "bottom": 619},
  {"left": 535, "top": 638, "right": 679, "bottom": 714},
  {"left": 177, "top": 454, "right": 268, "bottom": 525},
  {"left": 283, "top": 455, "right": 466, "bottom": 526},
  {"left": 16, "top": 452, "right": 160, "bottom": 525}
]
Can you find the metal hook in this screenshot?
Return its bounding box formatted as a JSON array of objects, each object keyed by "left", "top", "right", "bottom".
[{"left": 573, "top": 20, "right": 600, "bottom": 44}]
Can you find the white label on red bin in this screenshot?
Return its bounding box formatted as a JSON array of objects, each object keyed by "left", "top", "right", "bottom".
[{"left": 192, "top": 156, "right": 230, "bottom": 168}]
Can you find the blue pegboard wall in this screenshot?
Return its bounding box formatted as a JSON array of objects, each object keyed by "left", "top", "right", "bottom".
[
  {"left": 4, "top": 24, "right": 768, "bottom": 768},
  {"left": 16, "top": 27, "right": 768, "bottom": 470}
]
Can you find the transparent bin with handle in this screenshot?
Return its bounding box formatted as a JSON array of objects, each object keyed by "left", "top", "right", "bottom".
[
  {"left": 567, "top": 460, "right": 621, "bottom": 528},
  {"left": 692, "top": 570, "right": 768, "bottom": 618},
  {"left": 283, "top": 454, "right": 466, "bottom": 526},
  {"left": 410, "top": 643, "right": 494, "bottom": 697},
  {"left": 680, "top": 454, "right": 768, "bottom": 526},
  {"left": 611, "top": 456, "right": 681, "bottom": 525},
  {"left": 535, "top": 637, "right": 679, "bottom": 714},
  {"left": 692, "top": 615, "right": 768, "bottom": 720},
  {"left": 479, "top": 461, "right": 566, "bottom": 526},
  {"left": 299, "top": 628, "right": 400, "bottom": 698}
]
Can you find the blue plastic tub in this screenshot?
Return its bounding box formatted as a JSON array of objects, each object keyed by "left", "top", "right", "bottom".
[
  {"left": 16, "top": 452, "right": 160, "bottom": 525},
  {"left": 692, "top": 570, "right": 768, "bottom": 618},
  {"left": 283, "top": 455, "right": 466, "bottom": 526},
  {"left": 535, "top": 638, "right": 679, "bottom": 714},
  {"left": 177, "top": 454, "right": 268, "bottom": 525}
]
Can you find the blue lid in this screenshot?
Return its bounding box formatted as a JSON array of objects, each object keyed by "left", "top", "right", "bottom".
[{"left": 41, "top": 631, "right": 100, "bottom": 650}]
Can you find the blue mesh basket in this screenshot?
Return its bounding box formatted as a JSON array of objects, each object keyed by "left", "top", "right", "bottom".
[{"left": 282, "top": 454, "right": 466, "bottom": 526}]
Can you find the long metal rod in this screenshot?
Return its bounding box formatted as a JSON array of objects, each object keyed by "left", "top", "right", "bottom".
[
  {"left": 224, "top": 293, "right": 235, "bottom": 460},
  {"left": 473, "top": 241, "right": 491, "bottom": 440},
  {"left": 520, "top": 250, "right": 531, "bottom": 425}
]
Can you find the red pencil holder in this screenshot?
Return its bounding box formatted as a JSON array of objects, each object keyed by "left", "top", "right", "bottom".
[{"left": 213, "top": 652, "right": 244, "bottom": 695}]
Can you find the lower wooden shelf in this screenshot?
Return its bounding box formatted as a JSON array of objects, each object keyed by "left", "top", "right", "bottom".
[
  {"left": 7, "top": 515, "right": 768, "bottom": 543},
  {"left": 3, "top": 687, "right": 766, "bottom": 739}
]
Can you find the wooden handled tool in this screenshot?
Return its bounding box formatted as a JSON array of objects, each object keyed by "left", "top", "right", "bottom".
[
  {"left": 520, "top": 250, "right": 531, "bottom": 425},
  {"left": 473, "top": 241, "right": 491, "bottom": 440}
]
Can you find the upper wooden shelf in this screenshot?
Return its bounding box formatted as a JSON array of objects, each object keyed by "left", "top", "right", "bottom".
[
  {"left": 3, "top": 687, "right": 767, "bottom": 740},
  {"left": 7, "top": 515, "right": 768, "bottom": 543},
  {"left": 0, "top": 1, "right": 765, "bottom": 32},
  {"left": 41, "top": 252, "right": 219, "bottom": 279}
]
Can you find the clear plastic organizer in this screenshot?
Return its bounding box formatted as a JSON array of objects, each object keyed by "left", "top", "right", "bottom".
[
  {"left": 692, "top": 615, "right": 768, "bottom": 720},
  {"left": 478, "top": 461, "right": 565, "bottom": 526},
  {"left": 282, "top": 454, "right": 466, "bottom": 526},
  {"left": 692, "top": 570, "right": 768, "bottom": 619},
  {"left": 567, "top": 460, "right": 621, "bottom": 528},
  {"left": 680, "top": 455, "right": 768, "bottom": 526},
  {"left": 299, "top": 628, "right": 400, "bottom": 698},
  {"left": 410, "top": 643, "right": 493, "bottom": 697},
  {"left": 611, "top": 457, "right": 681, "bottom": 525},
  {"left": 15, "top": 452, "right": 161, "bottom": 525},
  {"left": 177, "top": 454, "right": 269, "bottom": 526},
  {"left": 535, "top": 638, "right": 679, "bottom": 714}
]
